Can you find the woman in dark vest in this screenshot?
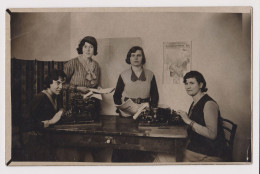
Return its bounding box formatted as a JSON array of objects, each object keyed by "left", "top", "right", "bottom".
[{"left": 177, "top": 71, "right": 226, "bottom": 162}]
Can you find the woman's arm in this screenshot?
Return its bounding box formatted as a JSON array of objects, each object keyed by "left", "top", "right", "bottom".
[
  {"left": 113, "top": 75, "right": 125, "bottom": 105},
  {"left": 191, "top": 101, "right": 218, "bottom": 140},
  {"left": 177, "top": 101, "right": 219, "bottom": 140},
  {"left": 150, "top": 75, "right": 159, "bottom": 108},
  {"left": 42, "top": 109, "right": 64, "bottom": 128}
]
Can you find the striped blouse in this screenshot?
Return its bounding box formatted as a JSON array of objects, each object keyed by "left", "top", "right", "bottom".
[{"left": 63, "top": 57, "right": 100, "bottom": 90}]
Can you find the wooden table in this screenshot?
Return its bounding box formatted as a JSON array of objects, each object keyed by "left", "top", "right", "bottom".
[{"left": 46, "top": 115, "right": 188, "bottom": 162}]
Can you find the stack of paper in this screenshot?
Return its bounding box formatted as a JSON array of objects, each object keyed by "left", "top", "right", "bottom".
[{"left": 116, "top": 99, "right": 149, "bottom": 119}]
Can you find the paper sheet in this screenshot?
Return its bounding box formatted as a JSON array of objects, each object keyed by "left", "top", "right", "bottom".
[
  {"left": 116, "top": 99, "right": 149, "bottom": 118},
  {"left": 133, "top": 103, "right": 149, "bottom": 120},
  {"left": 83, "top": 91, "right": 93, "bottom": 99},
  {"left": 91, "top": 93, "right": 102, "bottom": 100},
  {"left": 82, "top": 91, "right": 102, "bottom": 100},
  {"left": 88, "top": 87, "right": 115, "bottom": 94}
]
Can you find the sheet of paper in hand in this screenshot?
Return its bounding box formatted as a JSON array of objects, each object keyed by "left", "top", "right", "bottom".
[
  {"left": 116, "top": 99, "right": 149, "bottom": 118},
  {"left": 82, "top": 91, "right": 103, "bottom": 100},
  {"left": 89, "top": 87, "right": 115, "bottom": 94}
]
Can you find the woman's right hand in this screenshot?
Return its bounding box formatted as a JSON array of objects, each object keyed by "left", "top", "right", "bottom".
[
  {"left": 76, "top": 86, "right": 89, "bottom": 93},
  {"left": 176, "top": 110, "right": 192, "bottom": 125}
]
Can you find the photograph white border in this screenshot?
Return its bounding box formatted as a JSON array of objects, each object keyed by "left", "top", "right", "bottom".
[{"left": 1, "top": 0, "right": 259, "bottom": 174}]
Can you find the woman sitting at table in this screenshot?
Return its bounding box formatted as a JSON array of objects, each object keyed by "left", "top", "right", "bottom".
[
  {"left": 21, "top": 70, "right": 66, "bottom": 161},
  {"left": 177, "top": 71, "right": 227, "bottom": 162},
  {"left": 155, "top": 71, "right": 226, "bottom": 162},
  {"left": 112, "top": 46, "right": 159, "bottom": 162}
]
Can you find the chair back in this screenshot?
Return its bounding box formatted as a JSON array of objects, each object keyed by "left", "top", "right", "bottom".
[{"left": 222, "top": 118, "right": 237, "bottom": 161}]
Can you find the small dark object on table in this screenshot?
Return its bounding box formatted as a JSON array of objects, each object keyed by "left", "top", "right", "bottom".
[{"left": 138, "top": 107, "right": 185, "bottom": 127}]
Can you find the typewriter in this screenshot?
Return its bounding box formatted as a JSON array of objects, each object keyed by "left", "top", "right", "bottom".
[
  {"left": 59, "top": 95, "right": 99, "bottom": 124},
  {"left": 137, "top": 106, "right": 185, "bottom": 127}
]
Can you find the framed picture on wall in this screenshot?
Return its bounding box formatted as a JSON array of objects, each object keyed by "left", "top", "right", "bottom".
[{"left": 163, "top": 41, "right": 192, "bottom": 84}]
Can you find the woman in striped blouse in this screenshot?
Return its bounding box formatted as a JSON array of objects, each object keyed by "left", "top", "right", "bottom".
[
  {"left": 57, "top": 36, "right": 113, "bottom": 162},
  {"left": 63, "top": 36, "right": 100, "bottom": 121},
  {"left": 64, "top": 36, "right": 100, "bottom": 93}
]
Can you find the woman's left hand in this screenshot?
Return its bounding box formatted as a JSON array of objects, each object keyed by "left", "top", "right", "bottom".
[{"left": 176, "top": 110, "right": 192, "bottom": 125}]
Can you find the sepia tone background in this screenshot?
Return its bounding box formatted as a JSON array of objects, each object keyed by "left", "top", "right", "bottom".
[{"left": 10, "top": 11, "right": 251, "bottom": 162}]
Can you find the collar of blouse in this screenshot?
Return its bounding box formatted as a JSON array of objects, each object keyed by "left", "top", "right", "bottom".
[{"left": 131, "top": 67, "right": 146, "bottom": 82}]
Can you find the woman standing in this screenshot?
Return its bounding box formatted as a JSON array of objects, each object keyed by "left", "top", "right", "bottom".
[
  {"left": 112, "top": 46, "right": 159, "bottom": 162},
  {"left": 58, "top": 36, "right": 112, "bottom": 162},
  {"left": 177, "top": 71, "right": 227, "bottom": 162},
  {"left": 63, "top": 36, "right": 100, "bottom": 117},
  {"left": 64, "top": 36, "right": 100, "bottom": 91},
  {"left": 113, "top": 46, "right": 159, "bottom": 111}
]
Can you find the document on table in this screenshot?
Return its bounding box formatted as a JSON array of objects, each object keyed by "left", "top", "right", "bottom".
[{"left": 116, "top": 99, "right": 149, "bottom": 118}]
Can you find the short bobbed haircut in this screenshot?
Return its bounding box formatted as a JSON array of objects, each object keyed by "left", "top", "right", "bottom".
[
  {"left": 183, "top": 71, "right": 208, "bottom": 92},
  {"left": 44, "top": 69, "right": 67, "bottom": 89},
  {"left": 125, "top": 46, "right": 146, "bottom": 65},
  {"left": 76, "top": 36, "right": 98, "bottom": 55}
]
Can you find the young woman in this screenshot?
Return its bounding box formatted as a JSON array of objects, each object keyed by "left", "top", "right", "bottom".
[
  {"left": 61, "top": 36, "right": 112, "bottom": 162},
  {"left": 112, "top": 46, "right": 159, "bottom": 162},
  {"left": 113, "top": 46, "right": 159, "bottom": 111},
  {"left": 64, "top": 36, "right": 100, "bottom": 92},
  {"left": 22, "top": 70, "right": 66, "bottom": 161},
  {"left": 177, "top": 71, "right": 226, "bottom": 162},
  {"left": 63, "top": 36, "right": 100, "bottom": 117}
]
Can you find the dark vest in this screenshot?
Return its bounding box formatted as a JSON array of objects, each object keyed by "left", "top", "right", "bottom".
[{"left": 187, "top": 94, "right": 226, "bottom": 158}]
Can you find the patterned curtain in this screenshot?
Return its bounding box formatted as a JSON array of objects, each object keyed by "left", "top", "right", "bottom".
[{"left": 11, "top": 58, "right": 67, "bottom": 127}]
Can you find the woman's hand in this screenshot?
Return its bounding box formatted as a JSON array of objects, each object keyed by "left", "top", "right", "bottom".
[
  {"left": 76, "top": 86, "right": 89, "bottom": 93},
  {"left": 42, "top": 109, "right": 63, "bottom": 128},
  {"left": 176, "top": 110, "right": 192, "bottom": 125}
]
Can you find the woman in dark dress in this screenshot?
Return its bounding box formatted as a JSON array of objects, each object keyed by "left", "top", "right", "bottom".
[{"left": 22, "top": 70, "right": 66, "bottom": 161}]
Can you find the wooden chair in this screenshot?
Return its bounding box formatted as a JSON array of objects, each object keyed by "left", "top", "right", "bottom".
[{"left": 222, "top": 118, "right": 237, "bottom": 162}]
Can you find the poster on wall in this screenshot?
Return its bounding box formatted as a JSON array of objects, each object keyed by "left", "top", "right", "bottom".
[{"left": 163, "top": 42, "right": 192, "bottom": 84}]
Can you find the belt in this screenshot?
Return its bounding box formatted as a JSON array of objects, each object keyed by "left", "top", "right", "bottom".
[{"left": 125, "top": 97, "right": 150, "bottom": 104}]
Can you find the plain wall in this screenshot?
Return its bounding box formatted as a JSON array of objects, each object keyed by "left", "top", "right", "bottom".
[{"left": 11, "top": 12, "right": 251, "bottom": 162}]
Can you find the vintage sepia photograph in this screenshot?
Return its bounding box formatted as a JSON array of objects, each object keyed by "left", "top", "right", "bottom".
[{"left": 6, "top": 7, "right": 252, "bottom": 165}]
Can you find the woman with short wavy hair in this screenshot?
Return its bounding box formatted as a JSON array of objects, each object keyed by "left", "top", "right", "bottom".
[
  {"left": 112, "top": 46, "right": 159, "bottom": 162},
  {"left": 178, "top": 71, "right": 227, "bottom": 162}
]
